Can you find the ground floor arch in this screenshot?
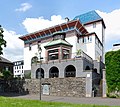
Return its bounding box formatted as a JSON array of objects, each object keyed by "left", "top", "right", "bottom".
[
  {"left": 49, "top": 66, "right": 59, "bottom": 78},
  {"left": 65, "top": 65, "right": 76, "bottom": 77},
  {"left": 85, "top": 65, "right": 90, "bottom": 70},
  {"left": 36, "top": 68, "right": 44, "bottom": 78}
]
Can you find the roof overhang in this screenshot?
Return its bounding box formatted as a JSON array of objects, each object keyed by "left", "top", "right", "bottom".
[
  {"left": 19, "top": 20, "right": 88, "bottom": 42},
  {"left": 84, "top": 19, "right": 106, "bottom": 29}
]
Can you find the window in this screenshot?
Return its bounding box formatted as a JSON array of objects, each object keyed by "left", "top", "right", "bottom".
[
  {"left": 62, "top": 49, "right": 70, "bottom": 59},
  {"left": 48, "top": 49, "right": 59, "bottom": 60},
  {"left": 93, "top": 23, "right": 96, "bottom": 28},
  {"left": 19, "top": 66, "right": 21, "bottom": 69},
  {"left": 29, "top": 43, "right": 32, "bottom": 51},
  {"left": 82, "top": 38, "right": 84, "bottom": 43},
  {"left": 95, "top": 38, "right": 98, "bottom": 45},
  {"left": 88, "top": 36, "right": 92, "bottom": 42},
  {"left": 22, "top": 70, "right": 23, "bottom": 73},
  {"left": 5, "top": 66, "right": 9, "bottom": 71},
  {"left": 77, "top": 37, "right": 79, "bottom": 43}
]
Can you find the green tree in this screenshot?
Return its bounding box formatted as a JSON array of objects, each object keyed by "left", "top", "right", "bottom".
[
  {"left": 105, "top": 50, "right": 120, "bottom": 92},
  {"left": 0, "top": 25, "right": 6, "bottom": 55},
  {"left": 2, "top": 70, "right": 13, "bottom": 80}
]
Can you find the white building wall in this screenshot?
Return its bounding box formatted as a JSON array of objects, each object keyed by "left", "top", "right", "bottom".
[
  {"left": 66, "top": 36, "right": 77, "bottom": 57},
  {"left": 95, "top": 40, "right": 103, "bottom": 61},
  {"left": 78, "top": 35, "right": 95, "bottom": 60},
  {"left": 84, "top": 21, "right": 105, "bottom": 62},
  {"left": 14, "top": 65, "right": 24, "bottom": 78},
  {"left": 84, "top": 22, "right": 103, "bottom": 43},
  {"left": 24, "top": 42, "right": 49, "bottom": 71},
  {"left": 112, "top": 44, "right": 120, "bottom": 51}
]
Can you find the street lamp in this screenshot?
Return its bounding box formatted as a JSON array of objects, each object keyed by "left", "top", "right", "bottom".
[{"left": 38, "top": 43, "right": 42, "bottom": 100}]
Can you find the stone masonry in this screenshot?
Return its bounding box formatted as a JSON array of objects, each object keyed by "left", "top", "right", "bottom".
[{"left": 24, "top": 77, "right": 86, "bottom": 97}]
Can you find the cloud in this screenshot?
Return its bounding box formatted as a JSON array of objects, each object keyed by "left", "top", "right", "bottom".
[
  {"left": 2, "top": 29, "right": 24, "bottom": 62},
  {"left": 15, "top": 3, "right": 32, "bottom": 12},
  {"left": 96, "top": 9, "right": 120, "bottom": 50},
  {"left": 22, "top": 15, "right": 66, "bottom": 33},
  {"left": 2, "top": 15, "right": 65, "bottom": 62}
]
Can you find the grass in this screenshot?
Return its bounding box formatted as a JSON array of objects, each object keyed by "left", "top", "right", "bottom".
[{"left": 0, "top": 96, "right": 119, "bottom": 107}]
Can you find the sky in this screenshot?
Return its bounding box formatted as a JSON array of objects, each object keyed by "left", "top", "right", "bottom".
[{"left": 0, "top": 0, "right": 120, "bottom": 61}]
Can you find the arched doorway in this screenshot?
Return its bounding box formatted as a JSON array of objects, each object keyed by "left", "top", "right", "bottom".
[
  {"left": 65, "top": 65, "right": 76, "bottom": 77},
  {"left": 49, "top": 66, "right": 59, "bottom": 78},
  {"left": 36, "top": 68, "right": 44, "bottom": 79},
  {"left": 85, "top": 66, "right": 90, "bottom": 70}
]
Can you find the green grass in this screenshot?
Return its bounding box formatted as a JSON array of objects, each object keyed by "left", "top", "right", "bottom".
[{"left": 0, "top": 96, "right": 118, "bottom": 107}]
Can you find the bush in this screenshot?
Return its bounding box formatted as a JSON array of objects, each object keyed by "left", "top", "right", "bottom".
[
  {"left": 107, "top": 93, "right": 120, "bottom": 98},
  {"left": 105, "top": 50, "right": 120, "bottom": 93}
]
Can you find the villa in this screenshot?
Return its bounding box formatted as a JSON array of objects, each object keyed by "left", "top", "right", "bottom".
[{"left": 19, "top": 10, "right": 106, "bottom": 97}]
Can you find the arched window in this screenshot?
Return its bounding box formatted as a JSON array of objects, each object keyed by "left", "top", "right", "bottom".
[
  {"left": 49, "top": 66, "right": 59, "bottom": 78},
  {"left": 65, "top": 65, "right": 76, "bottom": 77},
  {"left": 85, "top": 66, "right": 90, "bottom": 70},
  {"left": 31, "top": 56, "right": 38, "bottom": 64},
  {"left": 36, "top": 68, "right": 44, "bottom": 79}
]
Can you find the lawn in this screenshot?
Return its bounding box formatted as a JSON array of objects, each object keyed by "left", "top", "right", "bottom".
[{"left": 0, "top": 96, "right": 119, "bottom": 107}]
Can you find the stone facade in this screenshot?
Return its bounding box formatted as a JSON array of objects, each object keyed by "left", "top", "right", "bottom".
[{"left": 24, "top": 77, "right": 86, "bottom": 97}]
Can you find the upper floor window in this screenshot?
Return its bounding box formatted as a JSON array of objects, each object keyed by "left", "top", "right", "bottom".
[
  {"left": 19, "top": 66, "right": 21, "bottom": 69},
  {"left": 48, "top": 49, "right": 59, "bottom": 60},
  {"left": 62, "top": 49, "right": 70, "bottom": 59},
  {"left": 93, "top": 23, "right": 96, "bottom": 28},
  {"left": 29, "top": 43, "right": 32, "bottom": 51},
  {"left": 88, "top": 36, "right": 92, "bottom": 42}
]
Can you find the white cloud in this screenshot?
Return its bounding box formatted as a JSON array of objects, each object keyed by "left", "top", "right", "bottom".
[
  {"left": 2, "top": 29, "right": 24, "bottom": 62},
  {"left": 2, "top": 15, "right": 65, "bottom": 62},
  {"left": 15, "top": 3, "right": 32, "bottom": 12},
  {"left": 96, "top": 9, "right": 120, "bottom": 51},
  {"left": 22, "top": 15, "right": 66, "bottom": 33}
]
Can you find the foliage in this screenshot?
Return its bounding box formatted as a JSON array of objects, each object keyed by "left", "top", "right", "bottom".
[
  {"left": 76, "top": 49, "right": 82, "bottom": 55},
  {"left": 2, "top": 70, "right": 13, "bottom": 80},
  {"left": 107, "top": 93, "right": 120, "bottom": 98},
  {"left": 105, "top": 50, "right": 120, "bottom": 93},
  {"left": 0, "top": 97, "right": 115, "bottom": 107},
  {"left": 31, "top": 56, "right": 38, "bottom": 65},
  {"left": 0, "top": 25, "right": 6, "bottom": 55},
  {"left": 24, "top": 72, "right": 31, "bottom": 79}
]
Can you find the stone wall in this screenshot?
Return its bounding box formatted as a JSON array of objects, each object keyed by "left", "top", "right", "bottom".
[{"left": 24, "top": 77, "right": 86, "bottom": 97}]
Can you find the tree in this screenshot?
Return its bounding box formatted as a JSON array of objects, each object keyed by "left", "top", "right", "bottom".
[
  {"left": 0, "top": 25, "right": 6, "bottom": 55},
  {"left": 2, "top": 70, "right": 13, "bottom": 80}
]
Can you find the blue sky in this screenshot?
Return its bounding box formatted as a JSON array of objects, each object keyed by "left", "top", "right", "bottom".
[{"left": 1, "top": 0, "right": 120, "bottom": 61}]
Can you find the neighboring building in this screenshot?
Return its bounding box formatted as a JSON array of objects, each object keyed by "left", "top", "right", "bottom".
[
  {"left": 112, "top": 43, "right": 120, "bottom": 51},
  {"left": 13, "top": 60, "right": 24, "bottom": 78},
  {"left": 0, "top": 56, "right": 13, "bottom": 73},
  {"left": 19, "top": 10, "right": 106, "bottom": 97}
]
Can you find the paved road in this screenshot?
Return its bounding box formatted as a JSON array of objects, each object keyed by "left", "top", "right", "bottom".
[{"left": 1, "top": 93, "right": 120, "bottom": 106}]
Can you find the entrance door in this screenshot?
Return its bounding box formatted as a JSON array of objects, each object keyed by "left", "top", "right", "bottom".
[{"left": 43, "top": 85, "right": 50, "bottom": 95}]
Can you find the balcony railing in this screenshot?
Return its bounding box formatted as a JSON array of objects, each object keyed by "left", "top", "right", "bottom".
[{"left": 32, "top": 51, "right": 93, "bottom": 65}]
